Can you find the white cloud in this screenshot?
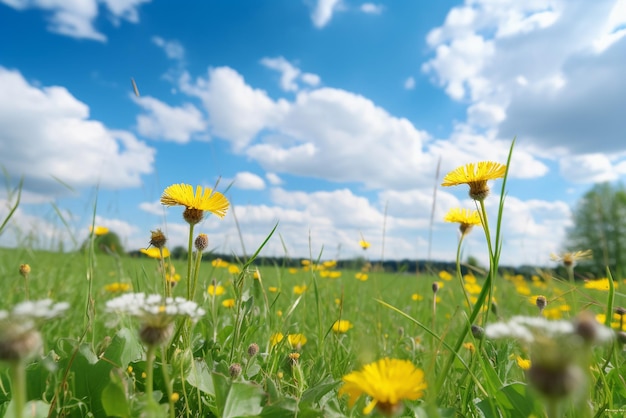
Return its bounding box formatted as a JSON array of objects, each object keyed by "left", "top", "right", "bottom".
[
  {"left": 179, "top": 67, "right": 289, "bottom": 151},
  {"left": 133, "top": 95, "right": 207, "bottom": 143},
  {"left": 260, "top": 57, "right": 300, "bottom": 92},
  {"left": 152, "top": 36, "right": 185, "bottom": 61},
  {"left": 261, "top": 56, "right": 322, "bottom": 92},
  {"left": 266, "top": 172, "right": 283, "bottom": 186},
  {"left": 0, "top": 67, "right": 155, "bottom": 197},
  {"left": 404, "top": 76, "right": 416, "bottom": 90},
  {"left": 301, "top": 72, "right": 321, "bottom": 87},
  {"left": 423, "top": 0, "right": 626, "bottom": 163},
  {"left": 559, "top": 154, "right": 620, "bottom": 183},
  {"left": 139, "top": 200, "right": 164, "bottom": 216},
  {"left": 1, "top": 0, "right": 151, "bottom": 41},
  {"left": 360, "top": 3, "right": 383, "bottom": 15},
  {"left": 233, "top": 172, "right": 266, "bottom": 190},
  {"left": 310, "top": 0, "right": 342, "bottom": 28}
]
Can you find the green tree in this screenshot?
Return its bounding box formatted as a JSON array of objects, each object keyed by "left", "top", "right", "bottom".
[{"left": 566, "top": 182, "right": 626, "bottom": 278}]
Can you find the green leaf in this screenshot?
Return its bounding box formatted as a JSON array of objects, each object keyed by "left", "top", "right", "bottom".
[
  {"left": 222, "top": 381, "right": 264, "bottom": 418},
  {"left": 186, "top": 360, "right": 215, "bottom": 396},
  {"left": 300, "top": 381, "right": 340, "bottom": 407},
  {"left": 495, "top": 383, "right": 534, "bottom": 416},
  {"left": 101, "top": 381, "right": 130, "bottom": 418}
]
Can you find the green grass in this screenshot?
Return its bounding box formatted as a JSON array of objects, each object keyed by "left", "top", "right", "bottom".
[{"left": 1, "top": 245, "right": 624, "bottom": 417}]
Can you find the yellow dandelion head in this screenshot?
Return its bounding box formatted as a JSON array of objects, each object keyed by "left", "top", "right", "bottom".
[
  {"left": 293, "top": 284, "right": 307, "bottom": 295},
  {"left": 516, "top": 356, "right": 531, "bottom": 370},
  {"left": 438, "top": 270, "right": 452, "bottom": 281},
  {"left": 442, "top": 161, "right": 507, "bottom": 201},
  {"left": 140, "top": 247, "right": 171, "bottom": 259},
  {"left": 208, "top": 284, "right": 225, "bottom": 296},
  {"left": 90, "top": 225, "right": 110, "bottom": 236},
  {"left": 160, "top": 184, "right": 230, "bottom": 218},
  {"left": 222, "top": 298, "right": 235, "bottom": 308},
  {"left": 270, "top": 332, "right": 284, "bottom": 346},
  {"left": 338, "top": 358, "right": 427, "bottom": 415},
  {"left": 332, "top": 319, "right": 353, "bottom": 333},
  {"left": 287, "top": 333, "right": 307, "bottom": 348},
  {"left": 444, "top": 207, "right": 482, "bottom": 235}
]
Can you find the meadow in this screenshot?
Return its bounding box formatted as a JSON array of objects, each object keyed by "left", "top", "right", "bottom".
[{"left": 1, "top": 156, "right": 626, "bottom": 418}]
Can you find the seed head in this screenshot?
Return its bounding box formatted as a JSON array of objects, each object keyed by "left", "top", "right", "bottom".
[
  {"left": 194, "top": 233, "right": 209, "bottom": 252},
  {"left": 139, "top": 322, "right": 174, "bottom": 347},
  {"left": 535, "top": 296, "right": 547, "bottom": 313},
  {"left": 149, "top": 229, "right": 167, "bottom": 249},
  {"left": 247, "top": 343, "right": 259, "bottom": 357},
  {"left": 183, "top": 208, "right": 204, "bottom": 225},
  {"left": 19, "top": 264, "right": 31, "bottom": 278},
  {"left": 229, "top": 363, "right": 242, "bottom": 379}
]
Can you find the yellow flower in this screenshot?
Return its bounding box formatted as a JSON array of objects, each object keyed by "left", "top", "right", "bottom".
[
  {"left": 288, "top": 268, "right": 298, "bottom": 274},
  {"left": 228, "top": 265, "right": 241, "bottom": 274},
  {"left": 438, "top": 271, "right": 452, "bottom": 281},
  {"left": 584, "top": 278, "right": 615, "bottom": 291},
  {"left": 359, "top": 240, "right": 371, "bottom": 250},
  {"left": 411, "top": 293, "right": 423, "bottom": 301},
  {"left": 288, "top": 333, "right": 307, "bottom": 348},
  {"left": 208, "top": 284, "right": 225, "bottom": 296},
  {"left": 329, "top": 271, "right": 342, "bottom": 279},
  {"left": 293, "top": 285, "right": 307, "bottom": 295},
  {"left": 270, "top": 332, "right": 284, "bottom": 346},
  {"left": 323, "top": 260, "right": 337, "bottom": 269},
  {"left": 222, "top": 298, "right": 235, "bottom": 308},
  {"left": 463, "top": 342, "right": 475, "bottom": 352},
  {"left": 550, "top": 250, "right": 592, "bottom": 268},
  {"left": 332, "top": 320, "right": 353, "bottom": 333},
  {"left": 212, "top": 258, "right": 230, "bottom": 268},
  {"left": 160, "top": 183, "right": 229, "bottom": 218},
  {"left": 516, "top": 356, "right": 531, "bottom": 370},
  {"left": 442, "top": 161, "right": 507, "bottom": 201},
  {"left": 444, "top": 208, "right": 482, "bottom": 235},
  {"left": 140, "top": 247, "right": 171, "bottom": 258},
  {"left": 104, "top": 282, "right": 131, "bottom": 293},
  {"left": 90, "top": 225, "right": 110, "bottom": 236},
  {"left": 339, "top": 358, "right": 427, "bottom": 416},
  {"left": 355, "top": 272, "right": 368, "bottom": 281},
  {"left": 268, "top": 286, "right": 278, "bottom": 293}
]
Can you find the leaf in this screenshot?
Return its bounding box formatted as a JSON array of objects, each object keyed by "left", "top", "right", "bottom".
[
  {"left": 101, "top": 381, "right": 130, "bottom": 417},
  {"left": 186, "top": 360, "right": 215, "bottom": 396},
  {"left": 222, "top": 381, "right": 264, "bottom": 418}
]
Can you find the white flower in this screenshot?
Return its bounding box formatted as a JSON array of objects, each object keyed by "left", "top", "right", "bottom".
[{"left": 106, "top": 293, "right": 205, "bottom": 324}]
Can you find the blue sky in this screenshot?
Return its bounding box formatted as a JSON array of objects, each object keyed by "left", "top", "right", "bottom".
[{"left": 1, "top": 0, "right": 625, "bottom": 267}]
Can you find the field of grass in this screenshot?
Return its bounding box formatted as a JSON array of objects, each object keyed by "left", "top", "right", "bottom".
[
  {"left": 2, "top": 155, "right": 626, "bottom": 418},
  {"left": 0, "top": 242, "right": 625, "bottom": 418}
]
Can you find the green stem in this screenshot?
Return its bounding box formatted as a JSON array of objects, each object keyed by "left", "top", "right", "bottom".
[
  {"left": 190, "top": 248, "right": 203, "bottom": 302},
  {"left": 9, "top": 361, "right": 26, "bottom": 418},
  {"left": 145, "top": 345, "right": 156, "bottom": 402},
  {"left": 160, "top": 346, "right": 175, "bottom": 418},
  {"left": 186, "top": 224, "right": 196, "bottom": 301},
  {"left": 456, "top": 234, "right": 471, "bottom": 310}
]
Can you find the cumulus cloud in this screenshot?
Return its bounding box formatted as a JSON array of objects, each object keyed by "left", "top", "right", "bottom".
[
  {"left": 179, "top": 67, "right": 290, "bottom": 151},
  {"left": 310, "top": 0, "right": 343, "bottom": 28},
  {"left": 404, "top": 76, "right": 416, "bottom": 90},
  {"left": 233, "top": 172, "right": 266, "bottom": 190},
  {"left": 0, "top": 67, "right": 155, "bottom": 196},
  {"left": 261, "top": 56, "right": 322, "bottom": 92},
  {"left": 360, "top": 3, "right": 383, "bottom": 15},
  {"left": 1, "top": 0, "right": 151, "bottom": 41},
  {"left": 423, "top": 0, "right": 626, "bottom": 183},
  {"left": 152, "top": 36, "right": 185, "bottom": 61},
  {"left": 133, "top": 96, "right": 207, "bottom": 143},
  {"left": 266, "top": 172, "right": 283, "bottom": 186}
]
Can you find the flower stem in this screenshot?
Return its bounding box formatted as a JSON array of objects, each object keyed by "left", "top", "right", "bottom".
[
  {"left": 186, "top": 224, "right": 196, "bottom": 301},
  {"left": 145, "top": 345, "right": 156, "bottom": 402},
  {"left": 9, "top": 361, "right": 26, "bottom": 418}
]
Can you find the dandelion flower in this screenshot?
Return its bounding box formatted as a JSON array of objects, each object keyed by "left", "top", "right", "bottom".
[
  {"left": 106, "top": 293, "right": 204, "bottom": 347},
  {"left": 0, "top": 299, "right": 69, "bottom": 362},
  {"left": 161, "top": 183, "right": 230, "bottom": 224},
  {"left": 339, "top": 358, "right": 427, "bottom": 416},
  {"left": 288, "top": 333, "right": 307, "bottom": 348},
  {"left": 222, "top": 298, "right": 235, "bottom": 308},
  {"left": 332, "top": 320, "right": 353, "bottom": 333},
  {"left": 293, "top": 285, "right": 307, "bottom": 295},
  {"left": 355, "top": 272, "right": 368, "bottom": 281},
  {"left": 583, "top": 278, "right": 614, "bottom": 291},
  {"left": 442, "top": 161, "right": 507, "bottom": 201},
  {"left": 359, "top": 240, "right": 371, "bottom": 250},
  {"left": 140, "top": 247, "right": 171, "bottom": 258},
  {"left": 438, "top": 271, "right": 452, "bottom": 281},
  {"left": 550, "top": 250, "right": 592, "bottom": 268},
  {"left": 90, "top": 225, "right": 110, "bottom": 236},
  {"left": 104, "top": 282, "right": 132, "bottom": 293},
  {"left": 516, "top": 356, "right": 531, "bottom": 370},
  {"left": 208, "top": 284, "right": 225, "bottom": 296},
  {"left": 444, "top": 208, "right": 482, "bottom": 235},
  {"left": 270, "top": 332, "right": 284, "bottom": 347}
]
